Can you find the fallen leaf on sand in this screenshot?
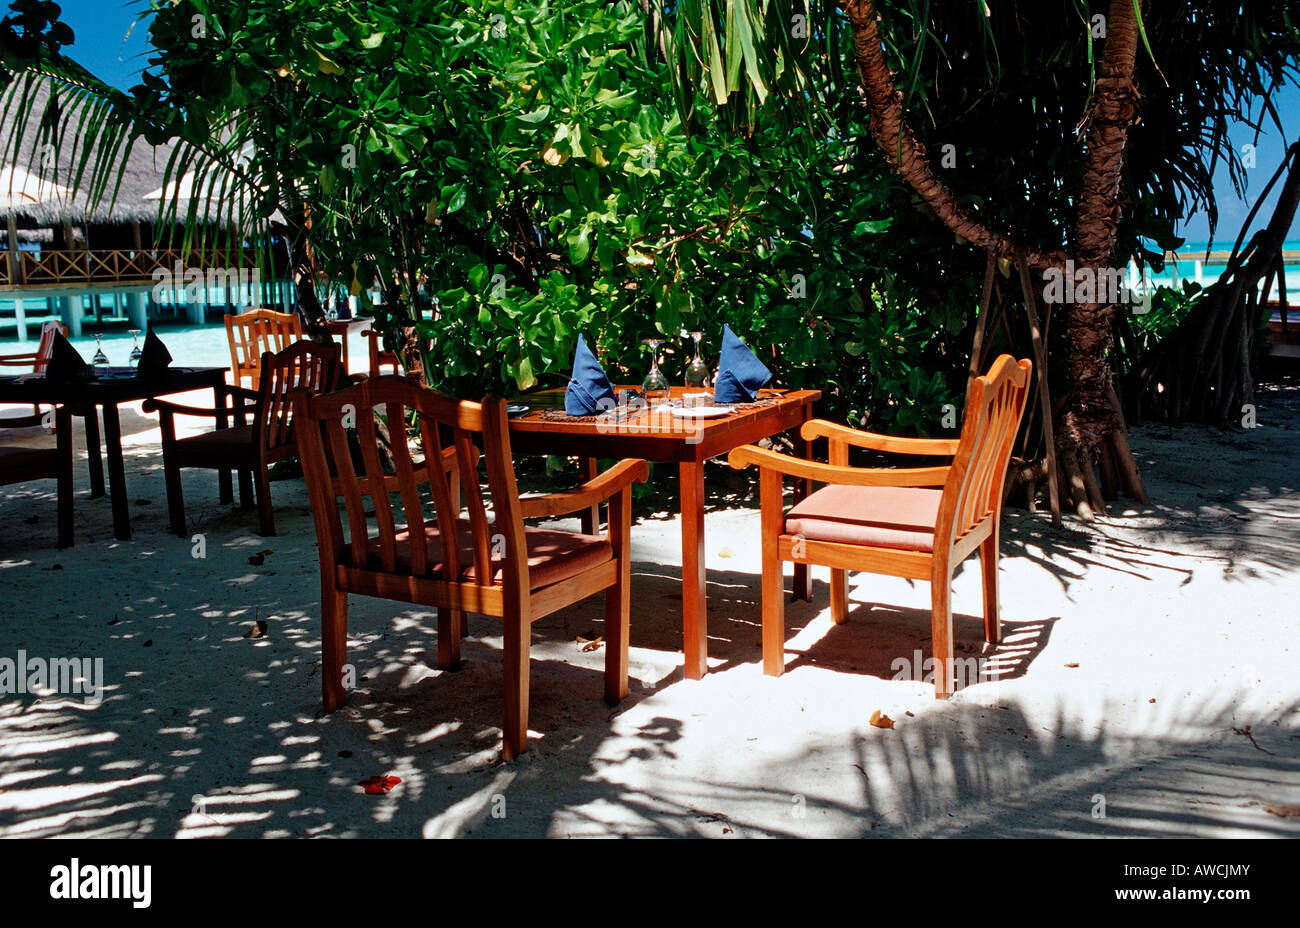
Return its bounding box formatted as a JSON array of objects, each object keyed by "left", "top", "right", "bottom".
[
  {"left": 358, "top": 775, "right": 402, "bottom": 794},
  {"left": 1266, "top": 804, "right": 1300, "bottom": 817},
  {"left": 245, "top": 620, "right": 268, "bottom": 639},
  {"left": 1064, "top": 662, "right": 1080, "bottom": 668},
  {"left": 576, "top": 632, "right": 604, "bottom": 652},
  {"left": 869, "top": 710, "right": 895, "bottom": 730},
  {"left": 248, "top": 553, "right": 265, "bottom": 566},
  {"left": 717, "top": 547, "right": 734, "bottom": 559}
]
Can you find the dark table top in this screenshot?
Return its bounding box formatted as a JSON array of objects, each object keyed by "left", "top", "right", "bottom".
[{"left": 0, "top": 366, "right": 228, "bottom": 404}]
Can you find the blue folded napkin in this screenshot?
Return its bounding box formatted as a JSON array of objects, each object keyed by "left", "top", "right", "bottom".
[
  {"left": 564, "top": 334, "right": 617, "bottom": 415},
  {"left": 713, "top": 324, "right": 771, "bottom": 403}
]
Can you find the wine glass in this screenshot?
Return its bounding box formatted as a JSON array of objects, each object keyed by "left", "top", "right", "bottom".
[
  {"left": 684, "top": 330, "right": 710, "bottom": 388},
  {"left": 128, "top": 329, "right": 143, "bottom": 368},
  {"left": 641, "top": 338, "right": 669, "bottom": 404},
  {"left": 91, "top": 334, "right": 110, "bottom": 371}
]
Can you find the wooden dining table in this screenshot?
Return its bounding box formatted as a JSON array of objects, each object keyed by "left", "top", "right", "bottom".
[
  {"left": 508, "top": 385, "right": 821, "bottom": 678},
  {"left": 0, "top": 366, "right": 228, "bottom": 540}
]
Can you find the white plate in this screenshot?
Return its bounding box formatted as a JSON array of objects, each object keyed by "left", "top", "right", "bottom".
[{"left": 670, "top": 405, "right": 735, "bottom": 419}]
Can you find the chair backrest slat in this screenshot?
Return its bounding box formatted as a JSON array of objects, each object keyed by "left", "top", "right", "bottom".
[
  {"left": 938, "top": 355, "right": 1032, "bottom": 547},
  {"left": 418, "top": 414, "right": 463, "bottom": 583},
  {"left": 386, "top": 401, "right": 431, "bottom": 578},
  {"left": 455, "top": 431, "right": 492, "bottom": 583}
]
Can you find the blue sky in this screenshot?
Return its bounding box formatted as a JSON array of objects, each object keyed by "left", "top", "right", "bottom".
[{"left": 53, "top": 0, "right": 1300, "bottom": 248}]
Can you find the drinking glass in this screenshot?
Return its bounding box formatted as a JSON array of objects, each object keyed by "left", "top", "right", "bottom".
[
  {"left": 641, "top": 338, "right": 669, "bottom": 403},
  {"left": 128, "top": 329, "right": 143, "bottom": 368},
  {"left": 684, "top": 330, "right": 710, "bottom": 388},
  {"left": 91, "top": 334, "right": 110, "bottom": 371}
]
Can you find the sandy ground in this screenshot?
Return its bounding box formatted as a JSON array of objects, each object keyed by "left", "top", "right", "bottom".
[{"left": 0, "top": 345, "right": 1297, "bottom": 837}]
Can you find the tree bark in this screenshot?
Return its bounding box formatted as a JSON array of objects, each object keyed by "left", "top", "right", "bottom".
[
  {"left": 841, "top": 0, "right": 1152, "bottom": 515},
  {"left": 1061, "top": 0, "right": 1142, "bottom": 459}
]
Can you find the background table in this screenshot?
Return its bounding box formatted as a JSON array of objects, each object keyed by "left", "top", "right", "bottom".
[
  {"left": 509, "top": 386, "right": 820, "bottom": 678},
  {"left": 0, "top": 366, "right": 228, "bottom": 540}
]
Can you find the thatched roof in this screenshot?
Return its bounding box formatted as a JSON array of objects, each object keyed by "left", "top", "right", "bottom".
[{"left": 0, "top": 75, "right": 178, "bottom": 226}]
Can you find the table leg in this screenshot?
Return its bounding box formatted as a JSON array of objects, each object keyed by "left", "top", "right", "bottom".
[
  {"left": 101, "top": 402, "right": 131, "bottom": 540},
  {"left": 83, "top": 406, "right": 105, "bottom": 498},
  {"left": 578, "top": 456, "right": 600, "bottom": 534},
  {"left": 791, "top": 406, "right": 813, "bottom": 601},
  {"left": 680, "top": 459, "right": 707, "bottom": 679}
]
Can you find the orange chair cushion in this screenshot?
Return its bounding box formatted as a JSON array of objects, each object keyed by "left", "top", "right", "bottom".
[
  {"left": 784, "top": 484, "right": 944, "bottom": 552},
  {"left": 364, "top": 521, "right": 612, "bottom": 589}
]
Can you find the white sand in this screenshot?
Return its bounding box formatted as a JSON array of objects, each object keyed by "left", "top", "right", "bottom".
[{"left": 0, "top": 357, "right": 1297, "bottom": 838}]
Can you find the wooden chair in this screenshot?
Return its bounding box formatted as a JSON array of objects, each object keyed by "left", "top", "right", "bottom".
[
  {"left": 144, "top": 341, "right": 341, "bottom": 536},
  {"left": 0, "top": 321, "right": 66, "bottom": 376},
  {"left": 225, "top": 308, "right": 303, "bottom": 390},
  {"left": 0, "top": 404, "right": 73, "bottom": 548},
  {"left": 293, "top": 376, "right": 648, "bottom": 760},
  {"left": 727, "top": 355, "right": 1032, "bottom": 697},
  {"left": 363, "top": 327, "right": 401, "bottom": 377}
]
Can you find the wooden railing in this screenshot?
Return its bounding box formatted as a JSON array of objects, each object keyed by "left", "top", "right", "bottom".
[{"left": 0, "top": 248, "right": 261, "bottom": 289}]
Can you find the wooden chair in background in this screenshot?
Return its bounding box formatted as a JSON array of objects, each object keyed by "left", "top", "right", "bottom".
[
  {"left": 144, "top": 341, "right": 341, "bottom": 536},
  {"left": 294, "top": 376, "right": 648, "bottom": 760},
  {"left": 0, "top": 403, "right": 73, "bottom": 547},
  {"left": 225, "top": 308, "right": 303, "bottom": 389},
  {"left": 363, "top": 327, "right": 401, "bottom": 377},
  {"left": 728, "top": 354, "right": 1032, "bottom": 698},
  {"left": 0, "top": 320, "right": 66, "bottom": 376}
]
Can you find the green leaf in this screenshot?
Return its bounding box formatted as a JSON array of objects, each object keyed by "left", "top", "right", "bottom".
[{"left": 854, "top": 219, "right": 894, "bottom": 236}]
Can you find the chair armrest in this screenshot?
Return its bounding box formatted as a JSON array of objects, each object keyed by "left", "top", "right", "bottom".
[
  {"left": 142, "top": 394, "right": 257, "bottom": 419},
  {"left": 800, "top": 419, "right": 960, "bottom": 456},
  {"left": 518, "top": 458, "right": 650, "bottom": 519},
  {"left": 728, "top": 444, "right": 949, "bottom": 487}
]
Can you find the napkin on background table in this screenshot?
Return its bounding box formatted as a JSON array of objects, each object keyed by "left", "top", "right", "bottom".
[
  {"left": 43, "top": 332, "right": 92, "bottom": 383},
  {"left": 712, "top": 323, "right": 772, "bottom": 403},
  {"left": 137, "top": 324, "right": 173, "bottom": 375}
]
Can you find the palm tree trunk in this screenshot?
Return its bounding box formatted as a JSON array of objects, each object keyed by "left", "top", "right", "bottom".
[
  {"left": 1061, "top": 0, "right": 1143, "bottom": 498},
  {"left": 843, "top": 0, "right": 1151, "bottom": 515}
]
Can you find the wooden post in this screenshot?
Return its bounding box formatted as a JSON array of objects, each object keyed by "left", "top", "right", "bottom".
[{"left": 1017, "top": 260, "right": 1061, "bottom": 525}]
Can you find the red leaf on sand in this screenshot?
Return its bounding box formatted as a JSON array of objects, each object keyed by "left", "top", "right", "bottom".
[{"left": 358, "top": 775, "right": 402, "bottom": 794}]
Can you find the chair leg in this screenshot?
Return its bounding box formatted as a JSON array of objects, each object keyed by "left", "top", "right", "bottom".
[
  {"left": 218, "top": 468, "right": 233, "bottom": 504},
  {"left": 237, "top": 468, "right": 254, "bottom": 509},
  {"left": 830, "top": 568, "right": 848, "bottom": 624},
  {"left": 56, "top": 410, "right": 74, "bottom": 549},
  {"left": 604, "top": 487, "right": 632, "bottom": 706},
  {"left": 254, "top": 467, "right": 275, "bottom": 536},
  {"left": 930, "top": 566, "right": 955, "bottom": 699},
  {"left": 760, "top": 469, "right": 785, "bottom": 676},
  {"left": 980, "top": 534, "right": 1001, "bottom": 643},
  {"left": 436, "top": 606, "right": 461, "bottom": 669},
  {"left": 501, "top": 607, "right": 530, "bottom": 760},
  {"left": 162, "top": 457, "right": 187, "bottom": 536},
  {"left": 321, "top": 583, "right": 349, "bottom": 713}
]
